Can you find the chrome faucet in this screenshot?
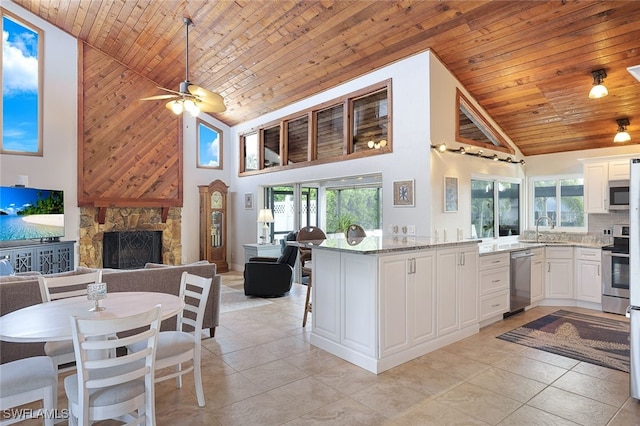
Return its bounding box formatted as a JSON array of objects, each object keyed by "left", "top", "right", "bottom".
[{"left": 535, "top": 216, "right": 555, "bottom": 243}]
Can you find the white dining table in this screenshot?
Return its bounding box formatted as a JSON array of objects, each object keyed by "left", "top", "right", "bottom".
[{"left": 0, "top": 291, "right": 184, "bottom": 343}]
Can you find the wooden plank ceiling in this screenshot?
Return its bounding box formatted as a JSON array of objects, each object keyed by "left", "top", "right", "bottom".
[{"left": 10, "top": 0, "right": 640, "bottom": 156}]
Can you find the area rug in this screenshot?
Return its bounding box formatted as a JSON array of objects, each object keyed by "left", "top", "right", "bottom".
[
  {"left": 220, "top": 285, "right": 272, "bottom": 313},
  {"left": 497, "top": 310, "right": 630, "bottom": 372}
]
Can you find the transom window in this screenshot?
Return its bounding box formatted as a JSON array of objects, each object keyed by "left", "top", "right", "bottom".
[
  {"left": 1, "top": 11, "right": 43, "bottom": 155},
  {"left": 239, "top": 80, "right": 391, "bottom": 175}
]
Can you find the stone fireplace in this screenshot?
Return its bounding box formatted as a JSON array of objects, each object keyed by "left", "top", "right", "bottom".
[{"left": 79, "top": 207, "right": 182, "bottom": 268}]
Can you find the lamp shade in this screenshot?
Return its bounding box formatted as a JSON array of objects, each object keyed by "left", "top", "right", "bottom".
[
  {"left": 588, "top": 84, "right": 608, "bottom": 99},
  {"left": 257, "top": 208, "right": 274, "bottom": 223},
  {"left": 614, "top": 131, "right": 631, "bottom": 143}
]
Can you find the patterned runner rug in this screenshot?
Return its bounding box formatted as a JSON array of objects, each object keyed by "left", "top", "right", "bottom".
[{"left": 497, "top": 310, "right": 630, "bottom": 372}]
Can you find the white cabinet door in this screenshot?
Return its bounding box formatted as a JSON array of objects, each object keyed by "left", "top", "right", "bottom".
[
  {"left": 575, "top": 260, "right": 602, "bottom": 303},
  {"left": 609, "top": 159, "right": 631, "bottom": 180},
  {"left": 530, "top": 248, "right": 544, "bottom": 303},
  {"left": 436, "top": 248, "right": 459, "bottom": 336},
  {"left": 459, "top": 246, "right": 479, "bottom": 328},
  {"left": 575, "top": 248, "right": 602, "bottom": 304},
  {"left": 584, "top": 162, "right": 608, "bottom": 213},
  {"left": 379, "top": 250, "right": 436, "bottom": 358},
  {"left": 546, "top": 258, "right": 574, "bottom": 299}
]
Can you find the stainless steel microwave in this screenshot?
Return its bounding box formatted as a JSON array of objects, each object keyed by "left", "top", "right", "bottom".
[{"left": 609, "top": 180, "right": 630, "bottom": 210}]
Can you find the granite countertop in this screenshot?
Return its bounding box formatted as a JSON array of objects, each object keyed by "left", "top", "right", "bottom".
[
  {"left": 291, "top": 235, "right": 482, "bottom": 255},
  {"left": 479, "top": 240, "right": 607, "bottom": 255}
]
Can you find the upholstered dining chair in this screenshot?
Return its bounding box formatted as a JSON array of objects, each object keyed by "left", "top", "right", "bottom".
[
  {"left": 38, "top": 270, "right": 104, "bottom": 371},
  {"left": 0, "top": 356, "right": 57, "bottom": 426},
  {"left": 297, "top": 226, "right": 326, "bottom": 327},
  {"left": 127, "top": 272, "right": 212, "bottom": 407},
  {"left": 65, "top": 305, "right": 162, "bottom": 426}
]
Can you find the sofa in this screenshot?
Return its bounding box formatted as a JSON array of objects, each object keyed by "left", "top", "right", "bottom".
[{"left": 0, "top": 262, "right": 220, "bottom": 364}]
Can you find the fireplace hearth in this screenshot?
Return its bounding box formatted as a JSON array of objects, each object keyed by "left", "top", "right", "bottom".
[{"left": 103, "top": 230, "right": 162, "bottom": 269}]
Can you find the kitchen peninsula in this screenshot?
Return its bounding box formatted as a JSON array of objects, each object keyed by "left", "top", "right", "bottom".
[{"left": 297, "top": 236, "right": 481, "bottom": 374}]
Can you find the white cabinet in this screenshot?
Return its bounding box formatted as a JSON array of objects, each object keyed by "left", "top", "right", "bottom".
[
  {"left": 574, "top": 247, "right": 602, "bottom": 305},
  {"left": 478, "top": 252, "right": 510, "bottom": 322},
  {"left": 583, "top": 162, "right": 608, "bottom": 213},
  {"left": 530, "top": 248, "right": 545, "bottom": 303},
  {"left": 608, "top": 159, "right": 631, "bottom": 180},
  {"left": 436, "top": 246, "right": 478, "bottom": 336},
  {"left": 379, "top": 250, "right": 436, "bottom": 358},
  {"left": 545, "top": 246, "right": 574, "bottom": 299}
]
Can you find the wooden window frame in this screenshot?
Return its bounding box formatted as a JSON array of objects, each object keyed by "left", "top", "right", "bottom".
[{"left": 239, "top": 79, "right": 392, "bottom": 176}]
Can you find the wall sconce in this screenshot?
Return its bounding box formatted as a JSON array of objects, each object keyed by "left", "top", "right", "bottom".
[
  {"left": 613, "top": 118, "right": 631, "bottom": 143},
  {"left": 588, "top": 69, "right": 608, "bottom": 99},
  {"left": 430, "top": 144, "right": 525, "bottom": 165}
]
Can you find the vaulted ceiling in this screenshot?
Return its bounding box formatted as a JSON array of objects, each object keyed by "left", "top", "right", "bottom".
[{"left": 9, "top": 0, "right": 640, "bottom": 156}]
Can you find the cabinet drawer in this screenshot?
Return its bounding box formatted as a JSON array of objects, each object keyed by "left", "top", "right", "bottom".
[
  {"left": 575, "top": 247, "right": 601, "bottom": 261},
  {"left": 479, "top": 268, "right": 509, "bottom": 295},
  {"left": 479, "top": 290, "right": 509, "bottom": 321},
  {"left": 479, "top": 253, "right": 510, "bottom": 270},
  {"left": 545, "top": 246, "right": 573, "bottom": 259}
]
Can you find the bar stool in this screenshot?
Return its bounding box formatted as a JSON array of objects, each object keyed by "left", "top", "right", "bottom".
[{"left": 297, "top": 226, "right": 326, "bottom": 327}]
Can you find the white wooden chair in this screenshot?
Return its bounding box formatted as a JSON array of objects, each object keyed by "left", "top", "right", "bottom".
[
  {"left": 127, "top": 272, "right": 212, "bottom": 407},
  {"left": 38, "top": 271, "right": 104, "bottom": 371},
  {"left": 0, "top": 356, "right": 57, "bottom": 426},
  {"left": 64, "top": 305, "right": 162, "bottom": 426}
]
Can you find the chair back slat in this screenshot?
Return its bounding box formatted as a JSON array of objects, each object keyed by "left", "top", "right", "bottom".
[
  {"left": 177, "top": 272, "right": 212, "bottom": 334},
  {"left": 38, "top": 270, "right": 103, "bottom": 302}
]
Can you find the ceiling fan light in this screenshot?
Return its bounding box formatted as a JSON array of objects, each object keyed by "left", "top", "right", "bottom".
[
  {"left": 184, "top": 98, "right": 196, "bottom": 112},
  {"left": 189, "top": 103, "right": 201, "bottom": 117},
  {"left": 170, "top": 100, "right": 184, "bottom": 115}
]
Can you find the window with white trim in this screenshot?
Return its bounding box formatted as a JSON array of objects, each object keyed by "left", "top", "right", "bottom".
[{"left": 529, "top": 176, "right": 585, "bottom": 230}]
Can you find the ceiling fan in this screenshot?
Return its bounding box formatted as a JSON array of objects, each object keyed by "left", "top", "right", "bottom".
[{"left": 140, "top": 17, "right": 226, "bottom": 116}]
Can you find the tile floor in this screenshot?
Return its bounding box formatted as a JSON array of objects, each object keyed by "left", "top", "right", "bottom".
[{"left": 44, "top": 271, "right": 640, "bottom": 425}]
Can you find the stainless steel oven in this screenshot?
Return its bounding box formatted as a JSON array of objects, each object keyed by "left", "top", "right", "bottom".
[{"left": 602, "top": 224, "right": 630, "bottom": 314}]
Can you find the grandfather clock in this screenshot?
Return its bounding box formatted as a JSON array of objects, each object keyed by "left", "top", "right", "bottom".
[{"left": 199, "top": 180, "right": 229, "bottom": 273}]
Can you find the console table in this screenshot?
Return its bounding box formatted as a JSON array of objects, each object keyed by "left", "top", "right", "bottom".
[
  {"left": 0, "top": 241, "right": 75, "bottom": 274},
  {"left": 243, "top": 243, "right": 282, "bottom": 262}
]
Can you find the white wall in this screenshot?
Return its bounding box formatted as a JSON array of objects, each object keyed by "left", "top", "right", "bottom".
[
  {"left": 225, "top": 51, "right": 432, "bottom": 269},
  {"left": 0, "top": 3, "right": 79, "bottom": 251},
  {"left": 428, "top": 53, "right": 525, "bottom": 240},
  {"left": 180, "top": 116, "right": 231, "bottom": 264}
]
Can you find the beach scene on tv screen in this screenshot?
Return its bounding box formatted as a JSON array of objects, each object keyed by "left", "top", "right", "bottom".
[{"left": 0, "top": 187, "right": 64, "bottom": 241}]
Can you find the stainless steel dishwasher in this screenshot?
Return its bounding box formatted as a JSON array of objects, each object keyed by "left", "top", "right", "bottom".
[{"left": 508, "top": 250, "right": 534, "bottom": 316}]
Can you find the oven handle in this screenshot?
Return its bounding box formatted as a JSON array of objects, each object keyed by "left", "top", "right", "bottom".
[{"left": 611, "top": 252, "right": 630, "bottom": 259}]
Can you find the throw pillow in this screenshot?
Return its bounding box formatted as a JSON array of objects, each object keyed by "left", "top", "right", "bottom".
[{"left": 0, "top": 258, "right": 15, "bottom": 276}]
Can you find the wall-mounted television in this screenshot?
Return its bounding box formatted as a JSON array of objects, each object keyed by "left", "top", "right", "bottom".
[{"left": 0, "top": 186, "right": 65, "bottom": 243}]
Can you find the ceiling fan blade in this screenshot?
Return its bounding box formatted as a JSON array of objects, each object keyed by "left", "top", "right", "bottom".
[
  {"left": 196, "top": 99, "right": 227, "bottom": 113},
  {"left": 188, "top": 84, "right": 225, "bottom": 105},
  {"left": 140, "top": 94, "right": 179, "bottom": 101}
]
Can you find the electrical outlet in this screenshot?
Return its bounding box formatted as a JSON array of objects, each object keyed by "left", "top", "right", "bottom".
[
  {"left": 388, "top": 224, "right": 396, "bottom": 234},
  {"left": 407, "top": 225, "right": 416, "bottom": 235},
  {"left": 401, "top": 225, "right": 407, "bottom": 234}
]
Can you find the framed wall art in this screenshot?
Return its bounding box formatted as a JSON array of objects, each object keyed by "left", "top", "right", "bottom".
[
  {"left": 244, "top": 193, "right": 253, "bottom": 210},
  {"left": 444, "top": 176, "right": 458, "bottom": 212},
  {"left": 393, "top": 180, "right": 414, "bottom": 207}
]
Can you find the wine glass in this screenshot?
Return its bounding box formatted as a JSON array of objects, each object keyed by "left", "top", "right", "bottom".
[{"left": 87, "top": 282, "right": 107, "bottom": 312}]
